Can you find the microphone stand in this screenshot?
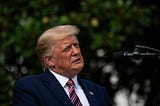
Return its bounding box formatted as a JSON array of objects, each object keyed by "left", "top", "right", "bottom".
[{"left": 132, "top": 45, "right": 160, "bottom": 60}]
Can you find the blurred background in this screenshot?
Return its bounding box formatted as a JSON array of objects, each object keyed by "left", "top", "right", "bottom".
[{"left": 0, "top": 0, "right": 160, "bottom": 106}]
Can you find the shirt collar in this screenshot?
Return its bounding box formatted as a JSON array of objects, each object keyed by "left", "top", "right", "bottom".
[
  {"left": 72, "top": 76, "right": 79, "bottom": 89},
  {"left": 49, "top": 69, "right": 79, "bottom": 89}
]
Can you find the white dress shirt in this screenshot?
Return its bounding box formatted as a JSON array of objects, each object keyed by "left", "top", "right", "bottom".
[{"left": 49, "top": 70, "right": 90, "bottom": 106}]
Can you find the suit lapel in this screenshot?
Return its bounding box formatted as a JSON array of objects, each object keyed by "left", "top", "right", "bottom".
[
  {"left": 41, "top": 71, "right": 72, "bottom": 106},
  {"left": 78, "top": 78, "right": 97, "bottom": 106}
]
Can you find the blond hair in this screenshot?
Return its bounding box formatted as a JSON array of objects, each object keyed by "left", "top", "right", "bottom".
[{"left": 35, "top": 25, "right": 80, "bottom": 70}]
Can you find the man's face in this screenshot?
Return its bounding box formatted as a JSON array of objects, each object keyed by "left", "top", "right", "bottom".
[{"left": 51, "top": 35, "right": 84, "bottom": 77}]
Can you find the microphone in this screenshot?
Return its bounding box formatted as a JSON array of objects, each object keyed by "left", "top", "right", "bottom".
[{"left": 113, "top": 51, "right": 160, "bottom": 60}]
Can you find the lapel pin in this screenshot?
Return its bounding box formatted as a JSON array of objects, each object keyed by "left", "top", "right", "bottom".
[{"left": 89, "top": 91, "right": 94, "bottom": 95}]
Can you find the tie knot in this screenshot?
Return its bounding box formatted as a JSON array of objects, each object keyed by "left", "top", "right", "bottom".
[{"left": 67, "top": 79, "right": 74, "bottom": 86}]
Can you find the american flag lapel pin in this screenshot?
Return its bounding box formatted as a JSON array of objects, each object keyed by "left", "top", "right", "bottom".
[{"left": 89, "top": 91, "right": 94, "bottom": 95}]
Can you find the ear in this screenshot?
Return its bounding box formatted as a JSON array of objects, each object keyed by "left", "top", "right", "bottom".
[{"left": 43, "top": 56, "right": 55, "bottom": 67}]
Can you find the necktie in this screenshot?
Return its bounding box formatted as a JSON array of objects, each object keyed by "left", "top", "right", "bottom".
[{"left": 67, "top": 79, "right": 82, "bottom": 106}]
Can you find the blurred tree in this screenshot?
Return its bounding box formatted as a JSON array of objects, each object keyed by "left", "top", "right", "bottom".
[{"left": 0, "top": 0, "right": 159, "bottom": 106}]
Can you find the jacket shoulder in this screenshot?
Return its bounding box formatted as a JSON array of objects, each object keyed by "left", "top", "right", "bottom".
[{"left": 13, "top": 74, "right": 44, "bottom": 90}]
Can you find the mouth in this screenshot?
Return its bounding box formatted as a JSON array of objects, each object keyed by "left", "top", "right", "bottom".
[{"left": 72, "top": 58, "right": 81, "bottom": 64}]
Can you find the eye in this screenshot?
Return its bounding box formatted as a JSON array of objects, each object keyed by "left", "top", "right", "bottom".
[
  {"left": 73, "top": 43, "right": 79, "bottom": 48},
  {"left": 63, "top": 45, "right": 71, "bottom": 52}
]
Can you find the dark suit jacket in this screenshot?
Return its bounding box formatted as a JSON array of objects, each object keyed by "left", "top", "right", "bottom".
[{"left": 13, "top": 71, "right": 109, "bottom": 106}]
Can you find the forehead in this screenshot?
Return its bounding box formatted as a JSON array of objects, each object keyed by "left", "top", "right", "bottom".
[{"left": 56, "top": 35, "right": 78, "bottom": 46}]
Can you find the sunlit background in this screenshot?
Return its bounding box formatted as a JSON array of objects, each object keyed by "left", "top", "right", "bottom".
[{"left": 0, "top": 0, "right": 160, "bottom": 106}]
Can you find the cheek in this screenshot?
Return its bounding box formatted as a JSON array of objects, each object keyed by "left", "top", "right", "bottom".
[
  {"left": 55, "top": 54, "right": 71, "bottom": 63},
  {"left": 53, "top": 49, "right": 72, "bottom": 63}
]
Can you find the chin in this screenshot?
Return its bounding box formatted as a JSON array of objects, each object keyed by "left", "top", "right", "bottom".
[
  {"left": 72, "top": 65, "right": 84, "bottom": 71},
  {"left": 71, "top": 61, "right": 84, "bottom": 70}
]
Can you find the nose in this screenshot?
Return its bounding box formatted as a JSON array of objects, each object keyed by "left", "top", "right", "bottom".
[{"left": 72, "top": 46, "right": 79, "bottom": 55}]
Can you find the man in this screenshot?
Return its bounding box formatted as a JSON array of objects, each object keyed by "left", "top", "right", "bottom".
[{"left": 13, "top": 25, "right": 109, "bottom": 106}]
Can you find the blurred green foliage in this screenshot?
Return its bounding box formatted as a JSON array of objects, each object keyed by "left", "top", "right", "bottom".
[{"left": 0, "top": 0, "right": 159, "bottom": 105}]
